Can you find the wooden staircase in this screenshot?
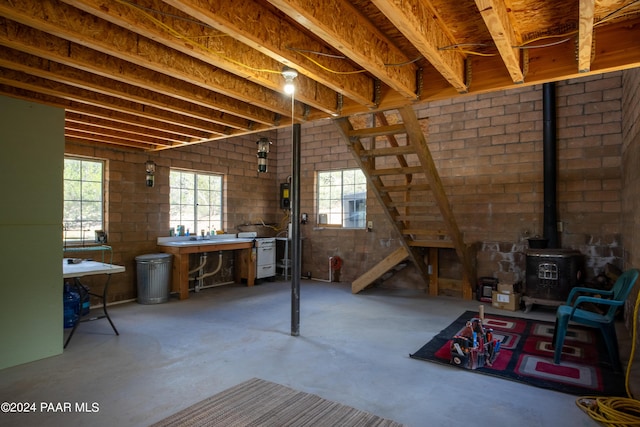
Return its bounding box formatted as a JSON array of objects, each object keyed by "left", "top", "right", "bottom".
[{"left": 335, "top": 106, "right": 474, "bottom": 298}]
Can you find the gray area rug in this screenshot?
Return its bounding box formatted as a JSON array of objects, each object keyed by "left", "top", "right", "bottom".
[{"left": 150, "top": 378, "right": 404, "bottom": 426}]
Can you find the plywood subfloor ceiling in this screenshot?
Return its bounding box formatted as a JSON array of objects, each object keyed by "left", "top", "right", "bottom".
[{"left": 1, "top": 0, "right": 639, "bottom": 151}]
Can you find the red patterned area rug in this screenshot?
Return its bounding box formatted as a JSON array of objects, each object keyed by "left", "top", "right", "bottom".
[{"left": 410, "top": 310, "right": 626, "bottom": 396}]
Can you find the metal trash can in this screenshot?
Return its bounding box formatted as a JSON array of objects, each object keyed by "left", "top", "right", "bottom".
[{"left": 135, "top": 253, "right": 173, "bottom": 304}]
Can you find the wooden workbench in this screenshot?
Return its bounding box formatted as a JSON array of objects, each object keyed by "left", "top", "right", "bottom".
[{"left": 158, "top": 239, "right": 255, "bottom": 300}]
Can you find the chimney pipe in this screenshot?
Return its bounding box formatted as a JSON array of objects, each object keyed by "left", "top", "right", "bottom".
[{"left": 543, "top": 82, "right": 558, "bottom": 248}]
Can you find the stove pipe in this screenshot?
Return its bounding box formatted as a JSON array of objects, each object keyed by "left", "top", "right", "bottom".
[{"left": 543, "top": 82, "right": 558, "bottom": 248}]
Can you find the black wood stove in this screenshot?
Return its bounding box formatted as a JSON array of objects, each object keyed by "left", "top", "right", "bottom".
[{"left": 523, "top": 249, "right": 585, "bottom": 311}]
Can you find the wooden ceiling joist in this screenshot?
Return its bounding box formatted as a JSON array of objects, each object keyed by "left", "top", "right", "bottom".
[
  {"left": 0, "top": 0, "right": 639, "bottom": 150},
  {"left": 0, "top": 0, "right": 310, "bottom": 120},
  {"left": 0, "top": 47, "right": 260, "bottom": 132},
  {"left": 60, "top": 0, "right": 339, "bottom": 116},
  {"left": 0, "top": 20, "right": 281, "bottom": 127},
  {"left": 267, "top": 0, "right": 418, "bottom": 101},
  {"left": 474, "top": 0, "right": 524, "bottom": 84},
  {"left": 371, "top": 0, "right": 468, "bottom": 93},
  {"left": 163, "top": 0, "right": 377, "bottom": 110},
  {"left": 578, "top": 0, "right": 596, "bottom": 73},
  {"left": 65, "top": 113, "right": 190, "bottom": 146},
  {"left": 0, "top": 67, "right": 234, "bottom": 137}
]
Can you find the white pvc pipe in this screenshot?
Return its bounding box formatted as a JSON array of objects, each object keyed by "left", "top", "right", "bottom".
[
  {"left": 191, "top": 280, "right": 235, "bottom": 292},
  {"left": 188, "top": 252, "right": 223, "bottom": 292},
  {"left": 197, "top": 252, "right": 223, "bottom": 280},
  {"left": 188, "top": 253, "right": 207, "bottom": 275},
  {"left": 310, "top": 257, "right": 333, "bottom": 282}
]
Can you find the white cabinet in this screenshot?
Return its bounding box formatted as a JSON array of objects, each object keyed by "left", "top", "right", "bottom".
[{"left": 255, "top": 238, "right": 276, "bottom": 279}]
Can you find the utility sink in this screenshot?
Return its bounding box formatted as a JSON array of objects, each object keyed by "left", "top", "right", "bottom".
[{"left": 158, "top": 238, "right": 253, "bottom": 247}]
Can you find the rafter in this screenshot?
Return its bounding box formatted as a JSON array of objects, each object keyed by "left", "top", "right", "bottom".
[{"left": 475, "top": 0, "right": 524, "bottom": 84}]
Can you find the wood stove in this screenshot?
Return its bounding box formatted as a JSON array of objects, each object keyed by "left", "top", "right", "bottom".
[{"left": 524, "top": 249, "right": 584, "bottom": 310}]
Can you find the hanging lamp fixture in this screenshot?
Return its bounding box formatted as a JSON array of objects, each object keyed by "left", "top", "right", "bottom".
[{"left": 282, "top": 66, "right": 298, "bottom": 95}]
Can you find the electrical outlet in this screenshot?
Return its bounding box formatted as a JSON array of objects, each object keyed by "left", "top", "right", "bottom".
[{"left": 367, "top": 221, "right": 373, "bottom": 231}]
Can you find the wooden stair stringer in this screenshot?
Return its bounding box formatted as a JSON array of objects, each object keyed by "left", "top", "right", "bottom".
[
  {"left": 335, "top": 107, "right": 475, "bottom": 299},
  {"left": 398, "top": 106, "right": 474, "bottom": 298},
  {"left": 334, "top": 116, "right": 431, "bottom": 287}
]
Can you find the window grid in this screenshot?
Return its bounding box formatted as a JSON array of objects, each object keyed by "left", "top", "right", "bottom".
[
  {"left": 170, "top": 170, "right": 223, "bottom": 235},
  {"left": 63, "top": 157, "right": 104, "bottom": 242},
  {"left": 317, "top": 168, "right": 367, "bottom": 228}
]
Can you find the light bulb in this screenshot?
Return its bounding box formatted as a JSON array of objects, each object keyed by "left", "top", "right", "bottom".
[
  {"left": 284, "top": 81, "right": 295, "bottom": 94},
  {"left": 282, "top": 66, "right": 298, "bottom": 95}
]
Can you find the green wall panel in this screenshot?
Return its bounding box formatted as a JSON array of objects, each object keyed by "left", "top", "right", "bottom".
[{"left": 0, "top": 96, "right": 64, "bottom": 369}]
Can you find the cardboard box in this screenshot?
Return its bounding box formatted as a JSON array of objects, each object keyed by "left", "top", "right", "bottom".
[
  {"left": 492, "top": 291, "right": 521, "bottom": 311},
  {"left": 498, "top": 283, "right": 514, "bottom": 293}
]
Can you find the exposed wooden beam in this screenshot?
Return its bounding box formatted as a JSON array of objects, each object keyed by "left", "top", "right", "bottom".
[
  {"left": 0, "top": 0, "right": 310, "bottom": 121},
  {"left": 0, "top": 20, "right": 280, "bottom": 127},
  {"left": 0, "top": 83, "right": 214, "bottom": 147},
  {"left": 65, "top": 129, "right": 156, "bottom": 150},
  {"left": 475, "top": 0, "right": 524, "bottom": 84},
  {"left": 578, "top": 0, "right": 596, "bottom": 73},
  {"left": 65, "top": 113, "right": 189, "bottom": 145},
  {"left": 60, "top": 0, "right": 336, "bottom": 116},
  {"left": 267, "top": 0, "right": 418, "bottom": 101},
  {"left": 371, "top": 0, "right": 468, "bottom": 93},
  {"left": 163, "top": 0, "right": 376, "bottom": 109},
  {"left": 0, "top": 67, "right": 232, "bottom": 136},
  {"left": 0, "top": 47, "right": 262, "bottom": 132},
  {"left": 65, "top": 123, "right": 173, "bottom": 148}
]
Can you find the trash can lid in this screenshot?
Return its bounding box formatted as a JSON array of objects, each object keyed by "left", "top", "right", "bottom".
[{"left": 135, "top": 253, "right": 173, "bottom": 262}]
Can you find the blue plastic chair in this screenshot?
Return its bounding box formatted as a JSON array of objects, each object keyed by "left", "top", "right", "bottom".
[{"left": 552, "top": 268, "right": 639, "bottom": 370}]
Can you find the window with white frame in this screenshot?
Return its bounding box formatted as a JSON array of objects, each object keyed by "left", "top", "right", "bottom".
[
  {"left": 316, "top": 168, "right": 367, "bottom": 228},
  {"left": 63, "top": 157, "right": 104, "bottom": 242},
  {"left": 169, "top": 169, "right": 223, "bottom": 235}
]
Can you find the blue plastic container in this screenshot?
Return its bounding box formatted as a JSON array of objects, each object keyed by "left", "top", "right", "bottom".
[{"left": 63, "top": 283, "right": 80, "bottom": 328}]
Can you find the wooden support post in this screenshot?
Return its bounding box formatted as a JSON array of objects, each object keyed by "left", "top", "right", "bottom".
[{"left": 428, "top": 247, "right": 439, "bottom": 296}]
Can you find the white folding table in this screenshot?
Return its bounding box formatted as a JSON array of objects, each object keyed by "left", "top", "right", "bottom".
[{"left": 63, "top": 259, "right": 125, "bottom": 348}]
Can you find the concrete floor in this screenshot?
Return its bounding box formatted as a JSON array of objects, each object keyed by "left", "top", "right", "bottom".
[{"left": 0, "top": 279, "right": 625, "bottom": 427}]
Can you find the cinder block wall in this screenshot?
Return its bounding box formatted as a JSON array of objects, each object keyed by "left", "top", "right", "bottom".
[
  {"left": 621, "top": 67, "right": 640, "bottom": 337},
  {"left": 278, "top": 73, "right": 628, "bottom": 291},
  {"left": 64, "top": 71, "right": 634, "bottom": 301},
  {"left": 65, "top": 131, "right": 279, "bottom": 302}
]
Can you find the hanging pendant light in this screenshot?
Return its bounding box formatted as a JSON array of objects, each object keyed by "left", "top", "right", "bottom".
[{"left": 282, "top": 66, "right": 298, "bottom": 95}]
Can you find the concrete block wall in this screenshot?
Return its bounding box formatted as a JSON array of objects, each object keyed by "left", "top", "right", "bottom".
[
  {"left": 621, "top": 67, "right": 640, "bottom": 338},
  {"left": 63, "top": 71, "right": 635, "bottom": 300},
  {"left": 278, "top": 72, "right": 628, "bottom": 290},
  {"left": 64, "top": 131, "right": 279, "bottom": 302}
]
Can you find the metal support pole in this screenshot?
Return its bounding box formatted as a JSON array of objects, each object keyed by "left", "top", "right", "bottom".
[
  {"left": 291, "top": 123, "right": 301, "bottom": 336},
  {"left": 543, "top": 82, "right": 558, "bottom": 249}
]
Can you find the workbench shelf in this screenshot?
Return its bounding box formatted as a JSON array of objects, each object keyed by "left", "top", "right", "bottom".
[{"left": 63, "top": 245, "right": 113, "bottom": 264}]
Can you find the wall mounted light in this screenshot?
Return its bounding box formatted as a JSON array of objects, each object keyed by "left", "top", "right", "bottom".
[
  {"left": 145, "top": 160, "right": 156, "bottom": 187},
  {"left": 282, "top": 66, "right": 298, "bottom": 95},
  {"left": 256, "top": 137, "right": 272, "bottom": 173}
]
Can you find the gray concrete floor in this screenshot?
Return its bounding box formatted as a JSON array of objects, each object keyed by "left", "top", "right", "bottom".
[{"left": 1, "top": 279, "right": 627, "bottom": 427}]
